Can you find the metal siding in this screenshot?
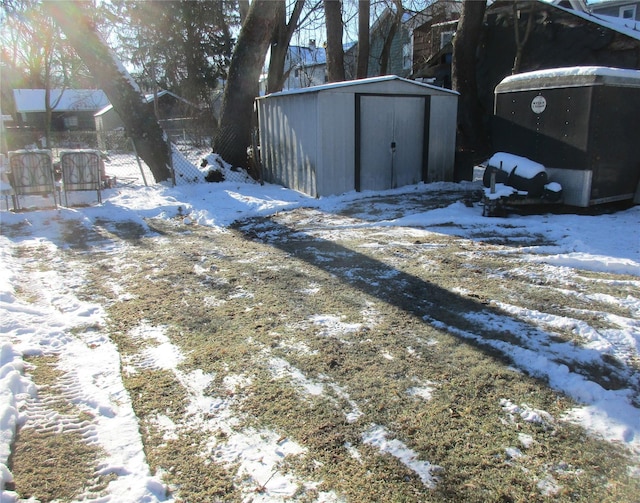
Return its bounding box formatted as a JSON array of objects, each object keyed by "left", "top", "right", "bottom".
[
  {"left": 427, "top": 96, "right": 457, "bottom": 182},
  {"left": 316, "top": 93, "right": 355, "bottom": 196},
  {"left": 359, "top": 97, "right": 395, "bottom": 191},
  {"left": 258, "top": 95, "right": 319, "bottom": 196},
  {"left": 359, "top": 95, "right": 425, "bottom": 191}
]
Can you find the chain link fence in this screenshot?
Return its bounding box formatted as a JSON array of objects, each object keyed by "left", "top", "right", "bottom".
[
  {"left": 2, "top": 127, "right": 257, "bottom": 205},
  {"left": 2, "top": 128, "right": 222, "bottom": 187}
]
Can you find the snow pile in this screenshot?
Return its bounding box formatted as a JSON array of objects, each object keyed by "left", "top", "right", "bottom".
[
  {"left": 171, "top": 148, "right": 255, "bottom": 186},
  {"left": 0, "top": 344, "right": 35, "bottom": 493}
]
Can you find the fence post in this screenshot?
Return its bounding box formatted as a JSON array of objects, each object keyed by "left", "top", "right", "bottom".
[
  {"left": 129, "top": 138, "right": 148, "bottom": 186},
  {"left": 169, "top": 142, "right": 176, "bottom": 187}
]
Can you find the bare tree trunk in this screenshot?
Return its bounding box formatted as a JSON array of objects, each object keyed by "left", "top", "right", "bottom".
[
  {"left": 512, "top": 1, "right": 536, "bottom": 74},
  {"left": 45, "top": 1, "right": 172, "bottom": 182},
  {"left": 213, "top": 0, "right": 279, "bottom": 168},
  {"left": 357, "top": 0, "right": 370, "bottom": 78},
  {"left": 324, "top": 0, "right": 345, "bottom": 82},
  {"left": 267, "top": 0, "right": 305, "bottom": 94},
  {"left": 452, "top": 0, "right": 487, "bottom": 156}
]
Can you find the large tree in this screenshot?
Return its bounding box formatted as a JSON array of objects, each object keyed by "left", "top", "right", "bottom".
[
  {"left": 266, "top": 0, "right": 306, "bottom": 94},
  {"left": 44, "top": 1, "right": 172, "bottom": 182},
  {"left": 356, "top": 0, "right": 370, "bottom": 78},
  {"left": 451, "top": 0, "right": 487, "bottom": 157},
  {"left": 213, "top": 0, "right": 279, "bottom": 168},
  {"left": 324, "top": 0, "right": 345, "bottom": 82}
]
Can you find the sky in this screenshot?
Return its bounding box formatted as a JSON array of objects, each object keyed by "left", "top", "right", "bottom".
[{"left": 0, "top": 154, "right": 639, "bottom": 502}]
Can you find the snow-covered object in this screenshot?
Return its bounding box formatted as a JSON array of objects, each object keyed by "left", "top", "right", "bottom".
[
  {"left": 543, "top": 182, "right": 563, "bottom": 202},
  {"left": 483, "top": 152, "right": 552, "bottom": 197},
  {"left": 487, "top": 152, "right": 546, "bottom": 178},
  {"left": 499, "top": 66, "right": 640, "bottom": 86}
]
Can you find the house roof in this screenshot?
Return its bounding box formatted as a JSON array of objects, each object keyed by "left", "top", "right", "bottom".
[
  {"left": 94, "top": 90, "right": 198, "bottom": 116},
  {"left": 287, "top": 42, "right": 357, "bottom": 69},
  {"left": 13, "top": 89, "right": 109, "bottom": 113},
  {"left": 536, "top": 0, "right": 640, "bottom": 38},
  {"left": 554, "top": 2, "right": 640, "bottom": 39},
  {"left": 257, "top": 75, "right": 459, "bottom": 99}
]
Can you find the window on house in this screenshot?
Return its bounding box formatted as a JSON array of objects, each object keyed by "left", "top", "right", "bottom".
[
  {"left": 440, "top": 31, "right": 454, "bottom": 49},
  {"left": 64, "top": 115, "right": 78, "bottom": 129},
  {"left": 620, "top": 5, "right": 636, "bottom": 18},
  {"left": 402, "top": 43, "right": 412, "bottom": 70}
]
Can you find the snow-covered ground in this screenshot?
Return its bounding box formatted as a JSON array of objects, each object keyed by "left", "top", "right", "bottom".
[{"left": 1, "top": 156, "right": 639, "bottom": 502}]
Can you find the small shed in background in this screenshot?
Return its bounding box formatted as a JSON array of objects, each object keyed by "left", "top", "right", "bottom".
[
  {"left": 13, "top": 89, "right": 109, "bottom": 132},
  {"left": 94, "top": 90, "right": 199, "bottom": 133},
  {"left": 493, "top": 67, "right": 640, "bottom": 207},
  {"left": 256, "top": 75, "right": 458, "bottom": 197}
]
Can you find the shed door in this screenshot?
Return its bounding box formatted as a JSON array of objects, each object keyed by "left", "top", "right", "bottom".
[{"left": 358, "top": 95, "right": 426, "bottom": 191}]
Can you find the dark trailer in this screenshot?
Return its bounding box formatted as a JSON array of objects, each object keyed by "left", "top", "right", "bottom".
[{"left": 493, "top": 67, "right": 640, "bottom": 207}]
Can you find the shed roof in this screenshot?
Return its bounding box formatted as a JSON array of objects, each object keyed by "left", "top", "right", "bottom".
[
  {"left": 13, "top": 89, "right": 109, "bottom": 113},
  {"left": 257, "top": 75, "right": 459, "bottom": 100}
]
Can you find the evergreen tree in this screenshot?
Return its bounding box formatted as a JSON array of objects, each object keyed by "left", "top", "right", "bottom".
[{"left": 106, "top": 0, "right": 237, "bottom": 106}]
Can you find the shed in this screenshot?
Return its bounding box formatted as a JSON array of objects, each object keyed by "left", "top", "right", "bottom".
[
  {"left": 94, "top": 90, "right": 199, "bottom": 132},
  {"left": 493, "top": 67, "right": 640, "bottom": 207},
  {"left": 256, "top": 75, "right": 458, "bottom": 197},
  {"left": 13, "top": 89, "right": 109, "bottom": 131}
]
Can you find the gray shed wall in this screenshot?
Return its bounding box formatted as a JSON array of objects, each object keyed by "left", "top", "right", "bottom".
[
  {"left": 259, "top": 94, "right": 319, "bottom": 196},
  {"left": 317, "top": 92, "right": 356, "bottom": 196},
  {"left": 426, "top": 95, "right": 457, "bottom": 182}
]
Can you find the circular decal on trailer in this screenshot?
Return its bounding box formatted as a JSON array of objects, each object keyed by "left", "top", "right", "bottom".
[{"left": 531, "top": 95, "right": 547, "bottom": 114}]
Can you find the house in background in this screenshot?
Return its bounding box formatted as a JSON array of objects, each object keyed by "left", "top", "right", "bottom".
[
  {"left": 367, "top": 9, "right": 413, "bottom": 78},
  {"left": 264, "top": 40, "right": 357, "bottom": 93},
  {"left": 584, "top": 0, "right": 640, "bottom": 20},
  {"left": 367, "top": 2, "right": 462, "bottom": 84},
  {"left": 283, "top": 40, "right": 329, "bottom": 89},
  {"left": 410, "top": 1, "right": 463, "bottom": 88},
  {"left": 12, "top": 89, "right": 109, "bottom": 132}
]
